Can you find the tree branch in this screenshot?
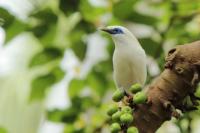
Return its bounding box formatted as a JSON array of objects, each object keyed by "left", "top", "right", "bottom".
[{"left": 133, "top": 41, "right": 200, "bottom": 133}]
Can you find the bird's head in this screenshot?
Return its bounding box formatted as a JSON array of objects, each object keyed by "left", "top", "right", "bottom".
[{"left": 100, "top": 26, "right": 137, "bottom": 45}]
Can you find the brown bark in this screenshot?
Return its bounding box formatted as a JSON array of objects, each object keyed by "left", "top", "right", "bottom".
[{"left": 133, "top": 41, "right": 200, "bottom": 133}]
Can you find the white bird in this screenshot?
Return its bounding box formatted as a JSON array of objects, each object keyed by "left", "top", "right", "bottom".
[{"left": 100, "top": 26, "right": 147, "bottom": 94}]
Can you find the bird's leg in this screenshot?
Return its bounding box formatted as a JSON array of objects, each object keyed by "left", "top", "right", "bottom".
[
  {"left": 163, "top": 101, "right": 181, "bottom": 119},
  {"left": 124, "top": 91, "right": 132, "bottom": 102},
  {"left": 122, "top": 90, "right": 133, "bottom": 106},
  {"left": 124, "top": 91, "right": 129, "bottom": 97}
]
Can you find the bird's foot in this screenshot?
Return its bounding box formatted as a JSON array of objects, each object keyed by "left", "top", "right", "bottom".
[
  {"left": 171, "top": 110, "right": 181, "bottom": 119},
  {"left": 126, "top": 95, "right": 133, "bottom": 103},
  {"left": 163, "top": 101, "right": 181, "bottom": 119},
  {"left": 124, "top": 91, "right": 130, "bottom": 97},
  {"left": 122, "top": 91, "right": 133, "bottom": 106}
]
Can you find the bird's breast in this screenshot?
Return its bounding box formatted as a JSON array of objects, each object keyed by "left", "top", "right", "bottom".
[
  {"left": 113, "top": 51, "right": 134, "bottom": 89},
  {"left": 112, "top": 48, "right": 147, "bottom": 90}
]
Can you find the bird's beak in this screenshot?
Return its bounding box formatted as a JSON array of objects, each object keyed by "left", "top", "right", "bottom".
[{"left": 99, "top": 27, "right": 112, "bottom": 34}]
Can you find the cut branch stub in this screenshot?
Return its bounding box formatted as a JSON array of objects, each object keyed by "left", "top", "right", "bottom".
[{"left": 133, "top": 41, "right": 200, "bottom": 133}]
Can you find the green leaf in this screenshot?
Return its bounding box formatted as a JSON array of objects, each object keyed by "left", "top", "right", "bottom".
[
  {"left": 30, "top": 8, "right": 57, "bottom": 24},
  {"left": 87, "top": 70, "right": 108, "bottom": 97},
  {"left": 39, "top": 24, "right": 57, "bottom": 46},
  {"left": 128, "top": 11, "right": 158, "bottom": 26},
  {"left": 74, "top": 19, "right": 96, "bottom": 33},
  {"left": 29, "top": 47, "right": 63, "bottom": 67},
  {"left": 51, "top": 66, "right": 65, "bottom": 81},
  {"left": 48, "top": 109, "right": 66, "bottom": 122},
  {"left": 64, "top": 124, "right": 76, "bottom": 133},
  {"left": 48, "top": 96, "right": 95, "bottom": 123},
  {"left": 5, "top": 20, "right": 27, "bottom": 42},
  {"left": 0, "top": 127, "right": 7, "bottom": 133},
  {"left": 68, "top": 79, "right": 86, "bottom": 98},
  {"left": 113, "top": 0, "right": 137, "bottom": 19},
  {"left": 48, "top": 106, "right": 79, "bottom": 123},
  {"left": 0, "top": 18, "right": 4, "bottom": 26},
  {"left": 30, "top": 73, "right": 56, "bottom": 101},
  {"left": 177, "top": 1, "right": 200, "bottom": 16},
  {"left": 70, "top": 31, "right": 87, "bottom": 61},
  {"left": 0, "top": 7, "right": 14, "bottom": 28},
  {"left": 64, "top": 124, "right": 85, "bottom": 133},
  {"left": 28, "top": 8, "right": 58, "bottom": 41},
  {"left": 61, "top": 106, "right": 80, "bottom": 123},
  {"left": 0, "top": 7, "right": 26, "bottom": 43},
  {"left": 139, "top": 38, "right": 160, "bottom": 57},
  {"left": 59, "top": 0, "right": 80, "bottom": 16},
  {"left": 79, "top": 0, "right": 106, "bottom": 23},
  {"left": 30, "top": 66, "right": 65, "bottom": 101}
]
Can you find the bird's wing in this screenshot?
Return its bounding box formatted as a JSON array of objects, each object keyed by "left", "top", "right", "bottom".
[{"left": 130, "top": 50, "right": 147, "bottom": 86}]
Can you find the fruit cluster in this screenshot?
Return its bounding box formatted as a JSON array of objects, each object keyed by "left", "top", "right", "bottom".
[{"left": 107, "top": 83, "right": 147, "bottom": 133}]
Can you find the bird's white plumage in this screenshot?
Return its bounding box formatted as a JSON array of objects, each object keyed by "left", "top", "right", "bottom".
[{"left": 107, "top": 26, "right": 147, "bottom": 93}]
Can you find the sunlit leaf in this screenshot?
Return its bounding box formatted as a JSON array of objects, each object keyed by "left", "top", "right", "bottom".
[
  {"left": 139, "top": 38, "right": 160, "bottom": 57},
  {"left": 48, "top": 109, "right": 66, "bottom": 122},
  {"left": 79, "top": 0, "right": 106, "bottom": 23},
  {"left": 51, "top": 66, "right": 65, "bottom": 81},
  {"left": 68, "top": 79, "right": 86, "bottom": 98},
  {"left": 177, "top": 1, "right": 200, "bottom": 16},
  {"left": 64, "top": 124, "right": 76, "bottom": 133},
  {"left": 5, "top": 20, "right": 27, "bottom": 42},
  {"left": 87, "top": 70, "right": 108, "bottom": 97},
  {"left": 28, "top": 8, "right": 58, "bottom": 43},
  {"left": 128, "top": 11, "right": 158, "bottom": 26},
  {"left": 30, "top": 73, "right": 56, "bottom": 101},
  {"left": 0, "top": 127, "right": 7, "bottom": 133},
  {"left": 70, "top": 31, "right": 87, "bottom": 61},
  {"left": 64, "top": 124, "right": 84, "bottom": 133},
  {"left": 0, "top": 7, "right": 14, "bottom": 28},
  {"left": 48, "top": 96, "right": 95, "bottom": 124},
  {"left": 113, "top": 0, "right": 137, "bottom": 19},
  {"left": 39, "top": 24, "right": 57, "bottom": 46},
  {"left": 0, "top": 18, "right": 4, "bottom": 26},
  {"left": 30, "top": 66, "right": 65, "bottom": 101},
  {"left": 29, "top": 47, "right": 63, "bottom": 67},
  {"left": 30, "top": 8, "right": 57, "bottom": 23},
  {"left": 0, "top": 7, "right": 26, "bottom": 43},
  {"left": 75, "top": 19, "right": 96, "bottom": 33}
]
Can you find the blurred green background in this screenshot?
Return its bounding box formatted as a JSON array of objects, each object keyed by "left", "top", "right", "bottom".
[{"left": 0, "top": 0, "right": 200, "bottom": 133}]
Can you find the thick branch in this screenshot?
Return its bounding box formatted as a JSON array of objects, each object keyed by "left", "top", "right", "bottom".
[{"left": 133, "top": 41, "right": 200, "bottom": 133}]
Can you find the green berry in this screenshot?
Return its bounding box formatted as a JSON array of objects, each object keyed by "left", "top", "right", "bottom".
[
  {"left": 112, "top": 90, "right": 124, "bottom": 102},
  {"left": 110, "top": 123, "right": 121, "bottom": 133},
  {"left": 112, "top": 111, "right": 122, "bottom": 122},
  {"left": 121, "top": 106, "right": 132, "bottom": 114},
  {"left": 120, "top": 113, "right": 133, "bottom": 123},
  {"left": 107, "top": 105, "right": 119, "bottom": 116},
  {"left": 133, "top": 91, "right": 147, "bottom": 104},
  {"left": 129, "top": 83, "right": 142, "bottom": 94},
  {"left": 127, "top": 126, "right": 139, "bottom": 133}
]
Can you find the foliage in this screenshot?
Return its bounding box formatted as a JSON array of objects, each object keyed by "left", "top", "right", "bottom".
[{"left": 0, "top": 0, "right": 200, "bottom": 132}]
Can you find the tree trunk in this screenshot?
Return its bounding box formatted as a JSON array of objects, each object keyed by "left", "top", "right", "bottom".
[{"left": 133, "top": 41, "right": 200, "bottom": 133}]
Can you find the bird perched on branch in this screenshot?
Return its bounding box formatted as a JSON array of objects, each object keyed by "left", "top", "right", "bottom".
[{"left": 100, "top": 26, "right": 147, "bottom": 94}]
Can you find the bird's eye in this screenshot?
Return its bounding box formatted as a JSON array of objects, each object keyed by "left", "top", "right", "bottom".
[
  {"left": 113, "top": 28, "right": 122, "bottom": 34},
  {"left": 114, "top": 29, "right": 119, "bottom": 33}
]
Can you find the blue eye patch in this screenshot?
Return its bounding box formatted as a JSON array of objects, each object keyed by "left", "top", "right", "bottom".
[{"left": 110, "top": 28, "right": 124, "bottom": 34}]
